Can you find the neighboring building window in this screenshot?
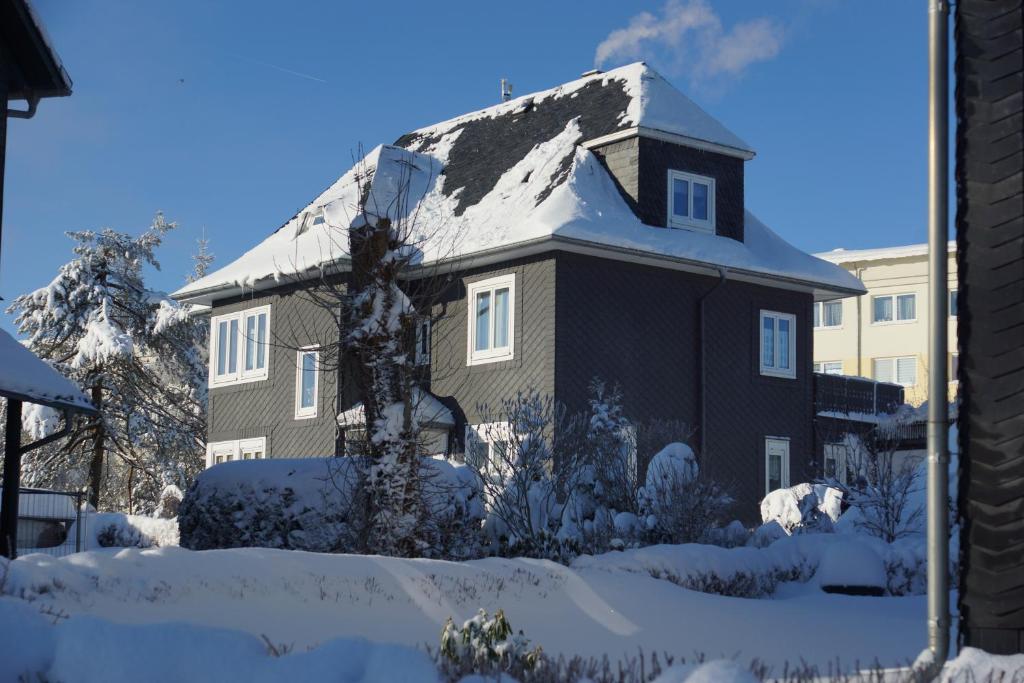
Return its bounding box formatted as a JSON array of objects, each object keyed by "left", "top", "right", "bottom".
[
  {"left": 667, "top": 169, "right": 715, "bottom": 233},
  {"left": 813, "top": 301, "right": 843, "bottom": 328},
  {"left": 949, "top": 289, "right": 958, "bottom": 318},
  {"left": 465, "top": 422, "right": 511, "bottom": 471},
  {"left": 765, "top": 437, "right": 790, "bottom": 494},
  {"left": 871, "top": 294, "right": 916, "bottom": 323},
  {"left": 760, "top": 310, "right": 796, "bottom": 378},
  {"left": 294, "top": 348, "right": 319, "bottom": 419},
  {"left": 813, "top": 361, "right": 843, "bottom": 375},
  {"left": 210, "top": 305, "right": 270, "bottom": 386},
  {"left": 873, "top": 356, "right": 917, "bottom": 387},
  {"left": 823, "top": 443, "right": 854, "bottom": 485},
  {"left": 467, "top": 275, "right": 515, "bottom": 365},
  {"left": 951, "top": 352, "right": 960, "bottom": 381},
  {"left": 206, "top": 437, "right": 266, "bottom": 468},
  {"left": 416, "top": 318, "right": 431, "bottom": 366}
]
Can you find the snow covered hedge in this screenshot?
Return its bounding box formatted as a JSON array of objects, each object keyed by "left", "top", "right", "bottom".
[{"left": 178, "top": 457, "right": 483, "bottom": 557}]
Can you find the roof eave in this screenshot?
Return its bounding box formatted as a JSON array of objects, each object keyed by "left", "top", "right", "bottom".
[{"left": 582, "top": 126, "right": 756, "bottom": 161}]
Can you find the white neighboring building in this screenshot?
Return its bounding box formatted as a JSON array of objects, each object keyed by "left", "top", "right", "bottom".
[{"left": 813, "top": 241, "right": 958, "bottom": 405}]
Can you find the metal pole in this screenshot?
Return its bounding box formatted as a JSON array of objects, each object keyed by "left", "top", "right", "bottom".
[
  {"left": 926, "top": 0, "right": 950, "bottom": 672},
  {"left": 1, "top": 399, "right": 23, "bottom": 559}
]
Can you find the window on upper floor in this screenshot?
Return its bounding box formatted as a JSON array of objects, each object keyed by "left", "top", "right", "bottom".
[
  {"left": 760, "top": 310, "right": 796, "bottom": 379},
  {"left": 872, "top": 293, "right": 916, "bottom": 324},
  {"left": 873, "top": 356, "right": 917, "bottom": 387},
  {"left": 210, "top": 305, "right": 270, "bottom": 386},
  {"left": 294, "top": 347, "right": 319, "bottom": 419},
  {"left": 416, "top": 317, "right": 432, "bottom": 366},
  {"left": 949, "top": 289, "right": 958, "bottom": 318},
  {"left": 813, "top": 301, "right": 843, "bottom": 328},
  {"left": 467, "top": 274, "right": 515, "bottom": 366},
  {"left": 667, "top": 169, "right": 715, "bottom": 234},
  {"left": 814, "top": 361, "right": 843, "bottom": 375}
]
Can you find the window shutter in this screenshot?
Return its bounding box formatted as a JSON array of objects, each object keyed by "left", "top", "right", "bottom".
[{"left": 896, "top": 356, "right": 917, "bottom": 386}]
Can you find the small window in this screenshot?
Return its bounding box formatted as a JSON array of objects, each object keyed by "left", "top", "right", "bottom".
[
  {"left": 873, "top": 356, "right": 917, "bottom": 387},
  {"left": 467, "top": 275, "right": 515, "bottom": 365},
  {"left": 239, "top": 438, "right": 266, "bottom": 460},
  {"left": 295, "top": 348, "right": 319, "bottom": 419},
  {"left": 813, "top": 301, "right": 843, "bottom": 328},
  {"left": 465, "top": 423, "right": 511, "bottom": 471},
  {"left": 824, "top": 443, "right": 854, "bottom": 486},
  {"left": 765, "top": 437, "right": 790, "bottom": 495},
  {"left": 206, "top": 437, "right": 266, "bottom": 468},
  {"left": 667, "top": 170, "right": 715, "bottom": 233},
  {"left": 760, "top": 310, "right": 797, "bottom": 378},
  {"left": 872, "top": 294, "right": 916, "bottom": 324},
  {"left": 951, "top": 352, "right": 960, "bottom": 381},
  {"left": 814, "top": 361, "right": 843, "bottom": 375},
  {"left": 416, "top": 318, "right": 431, "bottom": 366},
  {"left": 210, "top": 305, "right": 271, "bottom": 386},
  {"left": 949, "top": 290, "right": 958, "bottom": 318}
]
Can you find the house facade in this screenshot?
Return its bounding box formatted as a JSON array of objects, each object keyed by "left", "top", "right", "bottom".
[
  {"left": 812, "top": 242, "right": 959, "bottom": 405},
  {"left": 173, "top": 63, "right": 863, "bottom": 515}
]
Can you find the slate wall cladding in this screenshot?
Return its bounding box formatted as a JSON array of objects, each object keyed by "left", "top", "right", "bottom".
[
  {"left": 553, "top": 252, "right": 813, "bottom": 519},
  {"left": 426, "top": 254, "right": 557, "bottom": 447},
  {"left": 206, "top": 282, "right": 344, "bottom": 459},
  {"left": 593, "top": 135, "right": 745, "bottom": 241}
]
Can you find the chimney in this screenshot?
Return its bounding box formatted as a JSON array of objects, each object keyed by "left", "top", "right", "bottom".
[{"left": 500, "top": 78, "right": 513, "bottom": 102}]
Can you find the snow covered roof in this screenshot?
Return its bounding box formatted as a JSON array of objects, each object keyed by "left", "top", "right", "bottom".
[
  {"left": 815, "top": 241, "right": 957, "bottom": 265},
  {"left": 0, "top": 328, "right": 94, "bottom": 413},
  {"left": 174, "top": 63, "right": 862, "bottom": 304},
  {"left": 337, "top": 389, "right": 455, "bottom": 430}
]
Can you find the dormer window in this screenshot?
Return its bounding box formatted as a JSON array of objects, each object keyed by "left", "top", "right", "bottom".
[{"left": 667, "top": 170, "right": 715, "bottom": 233}]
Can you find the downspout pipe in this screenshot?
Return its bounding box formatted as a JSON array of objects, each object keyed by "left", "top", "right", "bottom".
[
  {"left": 698, "top": 268, "right": 727, "bottom": 458},
  {"left": 922, "top": 0, "right": 951, "bottom": 675}
]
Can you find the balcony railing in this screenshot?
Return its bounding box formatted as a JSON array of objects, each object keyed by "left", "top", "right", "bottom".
[{"left": 814, "top": 373, "right": 905, "bottom": 416}]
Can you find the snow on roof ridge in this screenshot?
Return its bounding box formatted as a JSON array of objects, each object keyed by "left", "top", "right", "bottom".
[{"left": 815, "top": 240, "right": 957, "bottom": 264}]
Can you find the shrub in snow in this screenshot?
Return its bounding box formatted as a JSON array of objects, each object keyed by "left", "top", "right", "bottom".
[
  {"left": 88, "top": 512, "right": 179, "bottom": 548},
  {"left": 439, "top": 609, "right": 542, "bottom": 678},
  {"left": 153, "top": 484, "right": 183, "bottom": 519},
  {"left": 815, "top": 540, "right": 887, "bottom": 596},
  {"left": 758, "top": 483, "right": 843, "bottom": 535},
  {"left": 637, "top": 443, "right": 732, "bottom": 545},
  {"left": 178, "top": 456, "right": 483, "bottom": 557}
]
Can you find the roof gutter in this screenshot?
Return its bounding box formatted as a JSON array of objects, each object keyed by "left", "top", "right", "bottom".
[{"left": 581, "top": 126, "right": 756, "bottom": 161}]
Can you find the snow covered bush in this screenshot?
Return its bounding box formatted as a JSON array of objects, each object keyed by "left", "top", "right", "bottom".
[
  {"left": 439, "top": 609, "right": 542, "bottom": 678},
  {"left": 93, "top": 513, "right": 179, "bottom": 548},
  {"left": 637, "top": 443, "right": 732, "bottom": 544},
  {"left": 178, "top": 456, "right": 483, "bottom": 557},
  {"left": 758, "top": 483, "right": 844, "bottom": 536}
]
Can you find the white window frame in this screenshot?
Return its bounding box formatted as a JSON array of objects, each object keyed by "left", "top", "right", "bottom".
[
  {"left": 759, "top": 310, "right": 797, "bottom": 379},
  {"left": 873, "top": 355, "right": 918, "bottom": 387},
  {"left": 465, "top": 422, "right": 512, "bottom": 472},
  {"left": 813, "top": 360, "right": 843, "bottom": 375},
  {"left": 667, "top": 169, "right": 716, "bottom": 233},
  {"left": 813, "top": 300, "right": 843, "bottom": 329},
  {"left": 466, "top": 274, "right": 515, "bottom": 366},
  {"left": 294, "top": 347, "right": 319, "bottom": 420},
  {"left": 823, "top": 442, "right": 851, "bottom": 485},
  {"left": 871, "top": 293, "right": 917, "bottom": 325},
  {"left": 765, "top": 437, "right": 791, "bottom": 495},
  {"left": 209, "top": 305, "right": 271, "bottom": 387},
  {"left": 949, "top": 289, "right": 958, "bottom": 319},
  {"left": 206, "top": 437, "right": 267, "bottom": 468},
  {"left": 415, "top": 317, "right": 432, "bottom": 366}
]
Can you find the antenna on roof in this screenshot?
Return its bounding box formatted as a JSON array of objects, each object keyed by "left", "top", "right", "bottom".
[{"left": 500, "top": 78, "right": 512, "bottom": 102}]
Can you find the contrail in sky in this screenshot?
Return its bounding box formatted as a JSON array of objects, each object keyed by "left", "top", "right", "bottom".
[{"left": 227, "top": 52, "right": 328, "bottom": 84}]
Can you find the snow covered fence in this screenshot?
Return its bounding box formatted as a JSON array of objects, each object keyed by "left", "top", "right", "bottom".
[{"left": 178, "top": 457, "right": 483, "bottom": 557}]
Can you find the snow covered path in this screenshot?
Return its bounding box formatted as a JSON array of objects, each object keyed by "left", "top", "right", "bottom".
[{"left": 4, "top": 546, "right": 930, "bottom": 672}]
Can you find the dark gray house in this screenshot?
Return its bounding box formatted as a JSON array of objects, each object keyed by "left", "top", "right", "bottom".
[{"left": 172, "top": 63, "right": 864, "bottom": 513}]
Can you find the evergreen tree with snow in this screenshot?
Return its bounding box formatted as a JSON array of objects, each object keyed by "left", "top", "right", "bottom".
[{"left": 6, "top": 214, "right": 208, "bottom": 511}]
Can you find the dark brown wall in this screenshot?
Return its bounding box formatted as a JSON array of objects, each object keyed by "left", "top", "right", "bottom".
[{"left": 554, "top": 252, "right": 813, "bottom": 519}]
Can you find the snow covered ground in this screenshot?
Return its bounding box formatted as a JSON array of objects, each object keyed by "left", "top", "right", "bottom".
[{"left": 4, "top": 546, "right": 931, "bottom": 673}]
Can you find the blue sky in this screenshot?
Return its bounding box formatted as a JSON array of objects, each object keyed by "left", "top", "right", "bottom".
[{"left": 2, "top": 0, "right": 950, "bottom": 332}]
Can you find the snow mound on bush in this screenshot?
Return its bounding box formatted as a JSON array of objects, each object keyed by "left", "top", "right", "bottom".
[
  {"left": 760, "top": 483, "right": 843, "bottom": 534},
  {"left": 815, "top": 540, "right": 886, "bottom": 591},
  {"left": 652, "top": 659, "right": 758, "bottom": 683}
]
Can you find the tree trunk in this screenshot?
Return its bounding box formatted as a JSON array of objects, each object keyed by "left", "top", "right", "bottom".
[{"left": 87, "top": 383, "right": 104, "bottom": 509}]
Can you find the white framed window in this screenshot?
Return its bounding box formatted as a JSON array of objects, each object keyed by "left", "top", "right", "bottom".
[
  {"left": 760, "top": 310, "right": 797, "bottom": 378},
  {"left": 210, "top": 305, "right": 271, "bottom": 386},
  {"left": 813, "top": 361, "right": 843, "bottom": 375},
  {"left": 873, "top": 356, "right": 917, "bottom": 387},
  {"left": 206, "top": 437, "right": 266, "bottom": 468},
  {"left": 465, "top": 422, "right": 511, "bottom": 471},
  {"left": 824, "top": 443, "right": 853, "bottom": 485},
  {"left": 951, "top": 352, "right": 960, "bottom": 381},
  {"left": 871, "top": 293, "right": 916, "bottom": 324},
  {"left": 467, "top": 275, "right": 515, "bottom": 365},
  {"left": 416, "top": 317, "right": 431, "bottom": 366},
  {"left": 667, "top": 169, "right": 715, "bottom": 233},
  {"left": 813, "top": 301, "right": 843, "bottom": 328},
  {"left": 765, "top": 437, "right": 790, "bottom": 495},
  {"left": 949, "top": 289, "right": 958, "bottom": 318},
  {"left": 294, "top": 347, "right": 319, "bottom": 419}
]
